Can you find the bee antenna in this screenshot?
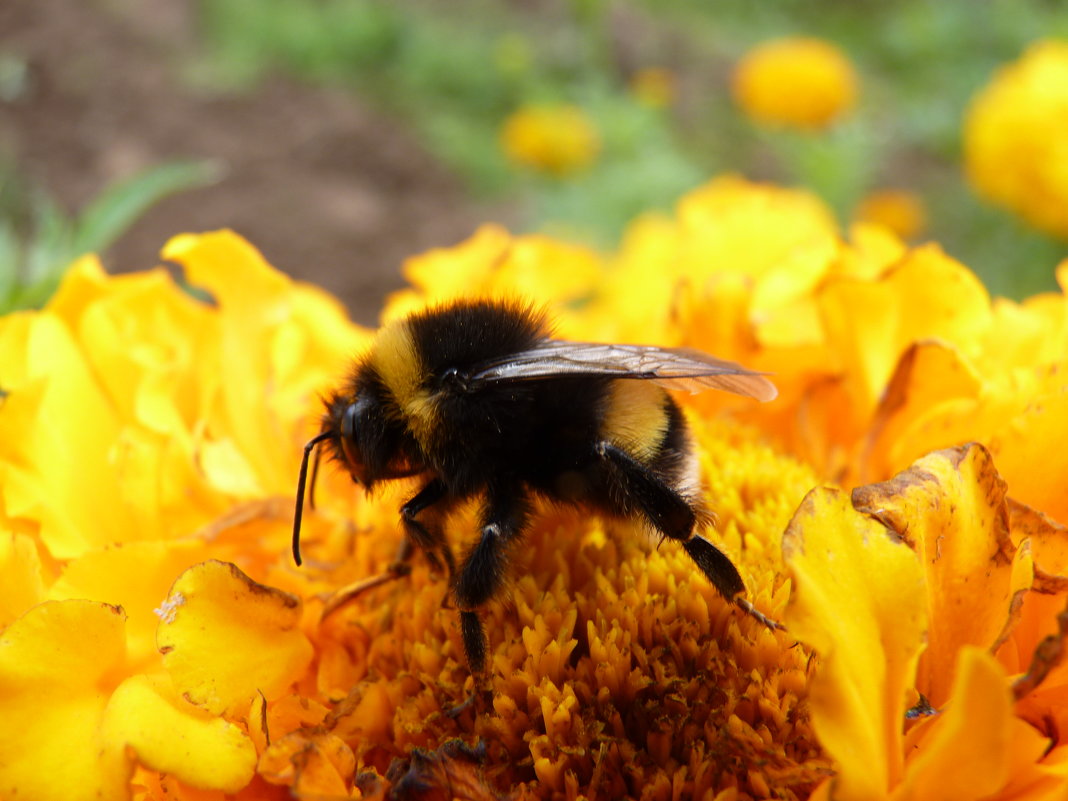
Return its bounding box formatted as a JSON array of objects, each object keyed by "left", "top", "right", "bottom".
[
  {"left": 308, "top": 439, "right": 324, "bottom": 511},
  {"left": 293, "top": 431, "right": 334, "bottom": 567}
]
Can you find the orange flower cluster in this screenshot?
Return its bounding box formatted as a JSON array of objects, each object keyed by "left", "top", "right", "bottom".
[
  {"left": 965, "top": 39, "right": 1068, "bottom": 239},
  {"left": 3, "top": 176, "right": 1068, "bottom": 800},
  {"left": 731, "top": 37, "right": 859, "bottom": 131}
]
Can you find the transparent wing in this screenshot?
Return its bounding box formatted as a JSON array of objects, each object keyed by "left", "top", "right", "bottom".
[{"left": 468, "top": 340, "right": 777, "bottom": 401}]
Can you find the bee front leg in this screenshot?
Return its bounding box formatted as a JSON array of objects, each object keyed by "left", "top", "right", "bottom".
[
  {"left": 400, "top": 478, "right": 456, "bottom": 577},
  {"left": 321, "top": 478, "right": 451, "bottom": 622}
]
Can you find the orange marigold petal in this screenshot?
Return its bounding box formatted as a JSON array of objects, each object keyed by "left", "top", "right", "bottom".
[
  {"left": 258, "top": 731, "right": 355, "bottom": 796},
  {"left": 818, "top": 244, "right": 991, "bottom": 413},
  {"left": 852, "top": 444, "right": 1021, "bottom": 705},
  {"left": 1009, "top": 499, "right": 1068, "bottom": 595},
  {"left": 0, "top": 600, "right": 131, "bottom": 801},
  {"left": 863, "top": 341, "right": 983, "bottom": 483},
  {"left": 987, "top": 366, "right": 1068, "bottom": 523},
  {"left": 104, "top": 673, "right": 256, "bottom": 792},
  {"left": 783, "top": 487, "right": 926, "bottom": 799},
  {"left": 894, "top": 648, "right": 1019, "bottom": 800},
  {"left": 157, "top": 560, "right": 313, "bottom": 715}
]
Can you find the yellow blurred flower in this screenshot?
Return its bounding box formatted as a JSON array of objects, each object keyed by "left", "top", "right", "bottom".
[
  {"left": 854, "top": 188, "right": 928, "bottom": 240},
  {"left": 500, "top": 103, "right": 602, "bottom": 176},
  {"left": 3, "top": 176, "right": 1068, "bottom": 799},
  {"left": 964, "top": 39, "right": 1068, "bottom": 238},
  {"left": 629, "top": 66, "right": 679, "bottom": 109},
  {"left": 732, "top": 37, "right": 859, "bottom": 130}
]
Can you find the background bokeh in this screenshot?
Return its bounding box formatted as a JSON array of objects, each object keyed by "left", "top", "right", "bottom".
[{"left": 1, "top": 0, "right": 1066, "bottom": 323}]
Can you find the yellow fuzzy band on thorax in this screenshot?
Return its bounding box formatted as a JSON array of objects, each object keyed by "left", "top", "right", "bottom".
[
  {"left": 371, "top": 320, "right": 437, "bottom": 449},
  {"left": 601, "top": 380, "right": 669, "bottom": 462}
]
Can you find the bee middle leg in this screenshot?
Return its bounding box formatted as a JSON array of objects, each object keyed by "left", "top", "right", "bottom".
[{"left": 452, "top": 485, "right": 531, "bottom": 675}]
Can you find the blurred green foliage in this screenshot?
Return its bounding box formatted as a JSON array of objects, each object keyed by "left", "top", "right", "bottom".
[
  {"left": 93, "top": 1, "right": 1068, "bottom": 299},
  {"left": 0, "top": 162, "right": 219, "bottom": 313}
]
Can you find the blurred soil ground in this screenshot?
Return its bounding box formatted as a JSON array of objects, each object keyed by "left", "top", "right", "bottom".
[{"left": 0, "top": 0, "right": 511, "bottom": 325}]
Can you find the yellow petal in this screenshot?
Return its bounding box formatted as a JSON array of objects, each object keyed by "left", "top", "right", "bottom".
[
  {"left": 0, "top": 600, "right": 131, "bottom": 801},
  {"left": 783, "top": 487, "right": 926, "bottom": 799},
  {"left": 852, "top": 444, "right": 1020, "bottom": 705},
  {"left": 0, "top": 530, "right": 47, "bottom": 628},
  {"left": 157, "top": 560, "right": 313, "bottom": 715},
  {"left": 162, "top": 231, "right": 294, "bottom": 496},
  {"left": 104, "top": 673, "right": 256, "bottom": 792},
  {"left": 49, "top": 540, "right": 216, "bottom": 670},
  {"left": 44, "top": 253, "right": 111, "bottom": 321},
  {"left": 0, "top": 314, "right": 131, "bottom": 558},
  {"left": 894, "top": 648, "right": 1017, "bottom": 800}
]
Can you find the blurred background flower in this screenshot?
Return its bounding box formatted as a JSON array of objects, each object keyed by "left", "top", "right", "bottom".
[
  {"left": 500, "top": 103, "right": 602, "bottom": 175},
  {"left": 730, "top": 36, "right": 859, "bottom": 131},
  {"left": 628, "top": 66, "right": 679, "bottom": 109},
  {"left": 964, "top": 39, "right": 1068, "bottom": 240},
  {"left": 854, "top": 188, "right": 928, "bottom": 240}
]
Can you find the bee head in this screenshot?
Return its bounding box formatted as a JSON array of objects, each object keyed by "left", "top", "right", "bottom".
[
  {"left": 291, "top": 393, "right": 373, "bottom": 567},
  {"left": 292, "top": 387, "right": 424, "bottom": 566}
]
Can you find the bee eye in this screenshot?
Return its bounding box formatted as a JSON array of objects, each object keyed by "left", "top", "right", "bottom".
[{"left": 341, "top": 402, "right": 359, "bottom": 442}]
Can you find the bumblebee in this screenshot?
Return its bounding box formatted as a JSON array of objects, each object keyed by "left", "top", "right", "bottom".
[{"left": 293, "top": 299, "right": 779, "bottom": 675}]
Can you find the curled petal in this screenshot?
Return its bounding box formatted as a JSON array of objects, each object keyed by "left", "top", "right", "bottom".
[
  {"left": 852, "top": 444, "right": 1019, "bottom": 704},
  {"left": 103, "top": 673, "right": 256, "bottom": 792}
]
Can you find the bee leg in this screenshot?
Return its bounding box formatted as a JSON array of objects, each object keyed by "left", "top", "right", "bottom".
[
  {"left": 595, "top": 442, "right": 782, "bottom": 631},
  {"left": 320, "top": 480, "right": 450, "bottom": 622},
  {"left": 400, "top": 478, "right": 456, "bottom": 578},
  {"left": 452, "top": 486, "right": 531, "bottom": 675}
]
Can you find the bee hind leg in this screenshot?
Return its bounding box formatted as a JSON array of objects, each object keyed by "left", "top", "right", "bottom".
[{"left": 595, "top": 441, "right": 782, "bottom": 631}]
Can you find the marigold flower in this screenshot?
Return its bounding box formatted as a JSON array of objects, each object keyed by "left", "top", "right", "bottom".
[
  {"left": 3, "top": 176, "right": 1068, "bottom": 799},
  {"left": 964, "top": 40, "right": 1068, "bottom": 238},
  {"left": 732, "top": 37, "right": 859, "bottom": 130},
  {"left": 500, "top": 103, "right": 602, "bottom": 176},
  {"left": 854, "top": 188, "right": 927, "bottom": 240}
]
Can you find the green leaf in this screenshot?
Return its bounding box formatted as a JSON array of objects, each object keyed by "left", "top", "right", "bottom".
[{"left": 71, "top": 161, "right": 222, "bottom": 257}]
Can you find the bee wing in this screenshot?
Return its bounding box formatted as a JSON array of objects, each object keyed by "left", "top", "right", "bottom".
[{"left": 469, "top": 340, "right": 777, "bottom": 401}]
